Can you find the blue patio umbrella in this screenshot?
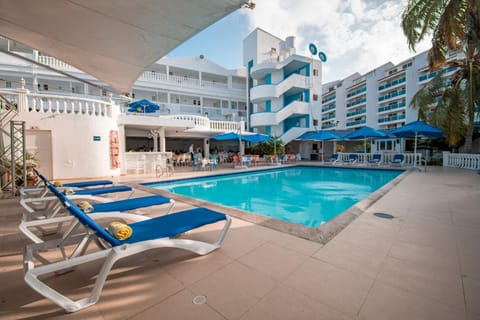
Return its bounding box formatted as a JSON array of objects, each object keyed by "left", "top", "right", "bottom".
[
  {"left": 343, "top": 126, "right": 387, "bottom": 153},
  {"left": 211, "top": 132, "right": 272, "bottom": 143},
  {"left": 391, "top": 121, "right": 444, "bottom": 165},
  {"left": 127, "top": 99, "right": 160, "bottom": 113},
  {"left": 211, "top": 133, "right": 272, "bottom": 156},
  {"left": 242, "top": 133, "right": 272, "bottom": 143},
  {"left": 210, "top": 132, "right": 242, "bottom": 141},
  {"left": 298, "top": 130, "right": 341, "bottom": 141}
]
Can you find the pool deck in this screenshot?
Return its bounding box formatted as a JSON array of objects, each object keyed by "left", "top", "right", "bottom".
[{"left": 1, "top": 164, "right": 479, "bottom": 319}]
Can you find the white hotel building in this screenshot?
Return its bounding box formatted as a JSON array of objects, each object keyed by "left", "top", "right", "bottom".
[{"left": 0, "top": 29, "right": 459, "bottom": 181}]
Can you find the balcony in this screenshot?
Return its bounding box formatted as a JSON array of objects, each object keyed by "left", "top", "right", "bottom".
[
  {"left": 346, "top": 119, "right": 366, "bottom": 127},
  {"left": 378, "top": 89, "right": 406, "bottom": 102},
  {"left": 346, "top": 97, "right": 366, "bottom": 108},
  {"left": 378, "top": 77, "right": 406, "bottom": 91},
  {"left": 322, "top": 104, "right": 336, "bottom": 112},
  {"left": 250, "top": 74, "right": 308, "bottom": 103},
  {"left": 322, "top": 123, "right": 336, "bottom": 129},
  {"left": 346, "top": 108, "right": 366, "bottom": 118},
  {"left": 321, "top": 113, "right": 336, "bottom": 121},
  {"left": 321, "top": 94, "right": 336, "bottom": 104},
  {"left": 346, "top": 86, "right": 366, "bottom": 98},
  {"left": 378, "top": 114, "right": 406, "bottom": 123},
  {"left": 250, "top": 101, "right": 309, "bottom": 127},
  {"left": 378, "top": 101, "right": 406, "bottom": 113}
]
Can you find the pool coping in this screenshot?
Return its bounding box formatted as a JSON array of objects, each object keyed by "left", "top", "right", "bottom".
[{"left": 135, "top": 164, "right": 411, "bottom": 245}]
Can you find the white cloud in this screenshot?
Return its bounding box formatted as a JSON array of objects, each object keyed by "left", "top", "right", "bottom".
[{"left": 245, "top": 0, "right": 431, "bottom": 82}]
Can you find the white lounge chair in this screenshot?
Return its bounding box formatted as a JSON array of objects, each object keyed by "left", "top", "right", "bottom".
[
  {"left": 367, "top": 154, "right": 382, "bottom": 166},
  {"left": 390, "top": 154, "right": 405, "bottom": 166},
  {"left": 23, "top": 183, "right": 231, "bottom": 313}
]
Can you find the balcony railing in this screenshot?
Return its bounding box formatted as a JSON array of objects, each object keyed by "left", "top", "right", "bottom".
[
  {"left": 322, "top": 104, "right": 336, "bottom": 112},
  {"left": 321, "top": 113, "right": 336, "bottom": 121},
  {"left": 378, "top": 77, "right": 406, "bottom": 91},
  {"left": 346, "top": 108, "right": 366, "bottom": 117},
  {"left": 346, "top": 97, "right": 366, "bottom": 108},
  {"left": 378, "top": 114, "right": 405, "bottom": 123},
  {"left": 378, "top": 89, "right": 406, "bottom": 102},
  {"left": 321, "top": 95, "right": 336, "bottom": 104},
  {"left": 378, "top": 101, "right": 406, "bottom": 113},
  {"left": 346, "top": 86, "right": 366, "bottom": 98},
  {"left": 346, "top": 119, "right": 366, "bottom": 127}
]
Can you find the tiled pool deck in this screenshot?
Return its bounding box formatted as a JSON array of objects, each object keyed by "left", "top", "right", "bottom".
[{"left": 1, "top": 164, "right": 479, "bottom": 319}]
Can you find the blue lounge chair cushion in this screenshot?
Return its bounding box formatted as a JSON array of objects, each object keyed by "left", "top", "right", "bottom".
[
  {"left": 125, "top": 208, "right": 227, "bottom": 243},
  {"left": 63, "top": 180, "right": 113, "bottom": 188},
  {"left": 73, "top": 185, "right": 132, "bottom": 195},
  {"left": 91, "top": 195, "right": 170, "bottom": 212}
]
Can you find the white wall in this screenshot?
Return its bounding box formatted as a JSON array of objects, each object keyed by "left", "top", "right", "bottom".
[{"left": 20, "top": 112, "right": 120, "bottom": 179}]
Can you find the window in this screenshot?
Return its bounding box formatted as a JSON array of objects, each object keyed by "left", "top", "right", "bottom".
[
  {"left": 313, "top": 119, "right": 318, "bottom": 126},
  {"left": 43, "top": 84, "right": 48, "bottom": 91},
  {"left": 313, "top": 94, "right": 318, "bottom": 101},
  {"left": 313, "top": 69, "right": 319, "bottom": 76},
  {"left": 6, "top": 81, "right": 11, "bottom": 88}
]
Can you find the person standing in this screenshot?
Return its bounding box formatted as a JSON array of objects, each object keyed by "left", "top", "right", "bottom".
[{"left": 189, "top": 144, "right": 194, "bottom": 160}]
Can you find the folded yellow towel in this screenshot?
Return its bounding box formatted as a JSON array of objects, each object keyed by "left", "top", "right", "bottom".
[
  {"left": 54, "top": 181, "right": 63, "bottom": 187},
  {"left": 63, "top": 188, "right": 75, "bottom": 195},
  {"left": 106, "top": 222, "right": 133, "bottom": 240},
  {"left": 77, "top": 201, "right": 93, "bottom": 213}
]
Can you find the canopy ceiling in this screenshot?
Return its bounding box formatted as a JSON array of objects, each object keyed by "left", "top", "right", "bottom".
[{"left": 0, "top": 0, "right": 247, "bottom": 93}]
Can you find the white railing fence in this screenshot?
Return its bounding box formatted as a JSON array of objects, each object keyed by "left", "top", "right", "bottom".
[
  {"left": 0, "top": 88, "right": 115, "bottom": 118},
  {"left": 443, "top": 152, "right": 480, "bottom": 170}
]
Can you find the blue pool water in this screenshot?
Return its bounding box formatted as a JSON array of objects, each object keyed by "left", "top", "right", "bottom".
[{"left": 146, "top": 166, "right": 402, "bottom": 227}]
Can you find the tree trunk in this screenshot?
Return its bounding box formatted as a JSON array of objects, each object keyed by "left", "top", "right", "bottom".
[{"left": 463, "top": 124, "right": 474, "bottom": 153}]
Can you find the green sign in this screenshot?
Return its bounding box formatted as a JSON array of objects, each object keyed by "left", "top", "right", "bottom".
[{"left": 93, "top": 136, "right": 101, "bottom": 141}]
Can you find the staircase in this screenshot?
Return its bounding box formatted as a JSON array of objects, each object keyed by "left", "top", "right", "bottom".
[{"left": 0, "top": 94, "right": 26, "bottom": 197}]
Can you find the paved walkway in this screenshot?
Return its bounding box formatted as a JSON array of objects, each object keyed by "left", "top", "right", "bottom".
[{"left": 0, "top": 166, "right": 479, "bottom": 319}]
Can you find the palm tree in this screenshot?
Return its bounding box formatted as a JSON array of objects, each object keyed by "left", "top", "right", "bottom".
[{"left": 402, "top": 0, "right": 480, "bottom": 152}]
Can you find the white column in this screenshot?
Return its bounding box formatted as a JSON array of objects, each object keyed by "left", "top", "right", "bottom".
[
  {"left": 118, "top": 125, "right": 127, "bottom": 175},
  {"left": 159, "top": 127, "right": 166, "bottom": 152},
  {"left": 15, "top": 78, "right": 29, "bottom": 112},
  {"left": 203, "top": 138, "right": 210, "bottom": 158}
]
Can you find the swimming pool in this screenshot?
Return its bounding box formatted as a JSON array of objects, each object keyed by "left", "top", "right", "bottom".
[{"left": 146, "top": 166, "right": 403, "bottom": 228}]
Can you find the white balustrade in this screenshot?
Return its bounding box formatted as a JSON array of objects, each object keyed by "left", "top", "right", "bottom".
[
  {"left": 443, "top": 152, "right": 480, "bottom": 170},
  {"left": 0, "top": 90, "right": 114, "bottom": 118}
]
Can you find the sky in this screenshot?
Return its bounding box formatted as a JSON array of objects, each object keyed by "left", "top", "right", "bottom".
[{"left": 169, "top": 0, "right": 432, "bottom": 84}]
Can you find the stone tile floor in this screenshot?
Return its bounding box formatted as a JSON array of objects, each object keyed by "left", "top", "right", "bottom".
[{"left": 0, "top": 165, "right": 479, "bottom": 319}]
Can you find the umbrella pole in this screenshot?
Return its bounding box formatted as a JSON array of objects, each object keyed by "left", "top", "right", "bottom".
[
  {"left": 364, "top": 138, "right": 367, "bottom": 163},
  {"left": 413, "top": 132, "right": 418, "bottom": 167}
]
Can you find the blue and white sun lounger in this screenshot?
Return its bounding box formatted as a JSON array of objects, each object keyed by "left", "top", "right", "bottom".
[
  {"left": 324, "top": 153, "right": 339, "bottom": 164},
  {"left": 20, "top": 184, "right": 135, "bottom": 221},
  {"left": 61, "top": 180, "right": 113, "bottom": 188},
  {"left": 367, "top": 154, "right": 382, "bottom": 165},
  {"left": 342, "top": 154, "right": 358, "bottom": 165},
  {"left": 23, "top": 184, "right": 231, "bottom": 313},
  {"left": 19, "top": 193, "right": 175, "bottom": 243},
  {"left": 390, "top": 154, "right": 405, "bottom": 166},
  {"left": 20, "top": 169, "right": 115, "bottom": 199}
]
